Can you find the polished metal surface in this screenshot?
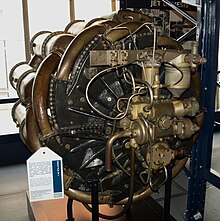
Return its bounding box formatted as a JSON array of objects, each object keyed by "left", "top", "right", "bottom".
[{"left": 10, "top": 9, "right": 205, "bottom": 219}]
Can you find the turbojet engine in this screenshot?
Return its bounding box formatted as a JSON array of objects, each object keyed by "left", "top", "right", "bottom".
[{"left": 10, "top": 10, "right": 205, "bottom": 218}]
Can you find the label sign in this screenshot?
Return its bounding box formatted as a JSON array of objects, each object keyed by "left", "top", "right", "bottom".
[
  {"left": 124, "top": 0, "right": 196, "bottom": 11},
  {"left": 182, "top": 0, "right": 201, "bottom": 7},
  {"left": 27, "top": 147, "right": 64, "bottom": 202}
]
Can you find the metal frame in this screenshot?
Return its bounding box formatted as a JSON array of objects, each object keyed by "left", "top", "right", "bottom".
[{"left": 186, "top": 0, "right": 220, "bottom": 220}]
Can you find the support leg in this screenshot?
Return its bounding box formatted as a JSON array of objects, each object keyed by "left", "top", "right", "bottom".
[
  {"left": 163, "top": 164, "right": 173, "bottom": 221},
  {"left": 87, "top": 174, "right": 99, "bottom": 221},
  {"left": 66, "top": 198, "right": 74, "bottom": 221}
]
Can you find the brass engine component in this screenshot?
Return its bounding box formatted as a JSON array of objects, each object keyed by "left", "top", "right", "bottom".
[
  {"left": 10, "top": 10, "right": 204, "bottom": 217},
  {"left": 146, "top": 142, "right": 175, "bottom": 170}
]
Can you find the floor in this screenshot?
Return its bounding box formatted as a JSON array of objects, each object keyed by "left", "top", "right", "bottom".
[{"left": 1, "top": 133, "right": 220, "bottom": 221}]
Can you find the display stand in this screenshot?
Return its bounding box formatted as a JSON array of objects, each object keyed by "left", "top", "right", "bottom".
[
  {"left": 87, "top": 174, "right": 100, "bottom": 221},
  {"left": 163, "top": 164, "right": 173, "bottom": 221},
  {"left": 27, "top": 169, "right": 176, "bottom": 221},
  {"left": 66, "top": 198, "right": 74, "bottom": 221},
  {"left": 66, "top": 174, "right": 100, "bottom": 221}
]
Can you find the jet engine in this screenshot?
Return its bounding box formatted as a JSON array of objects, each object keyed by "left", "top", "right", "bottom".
[{"left": 10, "top": 9, "right": 205, "bottom": 219}]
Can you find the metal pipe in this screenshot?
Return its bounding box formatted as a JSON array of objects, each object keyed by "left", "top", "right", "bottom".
[
  {"left": 22, "top": 0, "right": 31, "bottom": 61},
  {"left": 64, "top": 158, "right": 187, "bottom": 204},
  {"left": 162, "top": 0, "right": 197, "bottom": 25},
  {"left": 57, "top": 25, "right": 107, "bottom": 81},
  {"left": 32, "top": 51, "right": 61, "bottom": 137},
  {"left": 177, "top": 26, "right": 197, "bottom": 43},
  {"left": 105, "top": 130, "right": 131, "bottom": 172},
  {"left": 83, "top": 147, "right": 136, "bottom": 220},
  {"left": 25, "top": 106, "right": 42, "bottom": 152},
  {"left": 69, "top": 0, "right": 75, "bottom": 22}
]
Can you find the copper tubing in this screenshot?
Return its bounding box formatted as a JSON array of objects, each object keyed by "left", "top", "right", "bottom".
[
  {"left": 57, "top": 25, "right": 107, "bottom": 81},
  {"left": 17, "top": 72, "right": 35, "bottom": 105},
  {"left": 32, "top": 51, "right": 61, "bottom": 137},
  {"left": 64, "top": 157, "right": 188, "bottom": 205},
  {"left": 83, "top": 147, "right": 135, "bottom": 220},
  {"left": 28, "top": 54, "right": 43, "bottom": 69},
  {"left": 25, "top": 105, "right": 42, "bottom": 152},
  {"left": 57, "top": 21, "right": 147, "bottom": 81},
  {"left": 19, "top": 119, "right": 27, "bottom": 146},
  {"left": 105, "top": 130, "right": 132, "bottom": 172},
  {"left": 104, "top": 21, "right": 147, "bottom": 43}
]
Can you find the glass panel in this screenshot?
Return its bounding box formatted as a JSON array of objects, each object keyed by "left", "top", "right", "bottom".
[
  {"left": 0, "top": 0, "right": 24, "bottom": 135},
  {"left": 28, "top": 0, "right": 69, "bottom": 36},
  {"left": 75, "top": 0, "right": 112, "bottom": 21},
  {"left": 0, "top": 0, "right": 25, "bottom": 99},
  {"left": 0, "top": 103, "right": 18, "bottom": 135}
]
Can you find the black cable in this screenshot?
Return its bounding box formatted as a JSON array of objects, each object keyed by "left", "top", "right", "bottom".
[{"left": 162, "top": 61, "right": 184, "bottom": 87}]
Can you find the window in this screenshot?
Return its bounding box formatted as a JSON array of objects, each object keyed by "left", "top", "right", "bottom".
[
  {"left": 28, "top": 0, "right": 69, "bottom": 37},
  {"left": 0, "top": 0, "right": 25, "bottom": 134},
  {"left": 75, "top": 0, "right": 112, "bottom": 21},
  {"left": 0, "top": 0, "right": 25, "bottom": 99},
  {"left": 0, "top": 0, "right": 116, "bottom": 135}
]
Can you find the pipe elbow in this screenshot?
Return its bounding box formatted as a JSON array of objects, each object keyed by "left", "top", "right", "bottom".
[{"left": 105, "top": 130, "right": 132, "bottom": 172}]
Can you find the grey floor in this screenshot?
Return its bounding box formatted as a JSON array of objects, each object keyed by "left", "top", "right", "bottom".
[{"left": 1, "top": 133, "right": 220, "bottom": 221}]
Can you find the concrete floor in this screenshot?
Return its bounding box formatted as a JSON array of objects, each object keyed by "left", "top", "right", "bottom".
[{"left": 1, "top": 133, "right": 220, "bottom": 221}]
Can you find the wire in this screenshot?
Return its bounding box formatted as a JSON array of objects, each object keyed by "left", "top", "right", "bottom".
[
  {"left": 162, "top": 61, "right": 184, "bottom": 87},
  {"left": 85, "top": 66, "right": 148, "bottom": 120},
  {"left": 122, "top": 68, "right": 136, "bottom": 93},
  {"left": 133, "top": 78, "right": 154, "bottom": 110},
  {"left": 149, "top": 166, "right": 168, "bottom": 192},
  {"left": 104, "top": 22, "right": 153, "bottom": 50},
  {"left": 112, "top": 144, "right": 131, "bottom": 177},
  {"left": 139, "top": 115, "right": 153, "bottom": 185}
]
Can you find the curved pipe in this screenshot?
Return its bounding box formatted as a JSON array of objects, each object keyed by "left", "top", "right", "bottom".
[
  {"left": 83, "top": 147, "right": 135, "bottom": 220},
  {"left": 28, "top": 54, "right": 43, "bottom": 69},
  {"left": 30, "top": 31, "right": 52, "bottom": 56},
  {"left": 57, "top": 20, "right": 142, "bottom": 81},
  {"left": 105, "top": 130, "right": 132, "bottom": 172},
  {"left": 104, "top": 21, "right": 148, "bottom": 43},
  {"left": 32, "top": 51, "right": 61, "bottom": 137},
  {"left": 57, "top": 25, "right": 107, "bottom": 81},
  {"left": 25, "top": 105, "right": 42, "bottom": 152},
  {"left": 64, "top": 158, "right": 187, "bottom": 204},
  {"left": 43, "top": 34, "right": 74, "bottom": 57},
  {"left": 17, "top": 72, "right": 35, "bottom": 105}
]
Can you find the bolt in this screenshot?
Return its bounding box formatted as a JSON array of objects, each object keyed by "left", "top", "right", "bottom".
[
  {"left": 68, "top": 99, "right": 73, "bottom": 105},
  {"left": 107, "top": 97, "right": 112, "bottom": 102},
  {"left": 80, "top": 97, "right": 86, "bottom": 102},
  {"left": 124, "top": 184, "right": 129, "bottom": 189},
  {"left": 65, "top": 144, "right": 71, "bottom": 150}
]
